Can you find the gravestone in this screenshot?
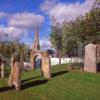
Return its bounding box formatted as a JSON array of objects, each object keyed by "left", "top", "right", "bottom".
[
  {"left": 8, "top": 54, "right": 22, "bottom": 91},
  {"left": 42, "top": 52, "right": 51, "bottom": 79},
  {"left": 84, "top": 43, "right": 100, "bottom": 73}
]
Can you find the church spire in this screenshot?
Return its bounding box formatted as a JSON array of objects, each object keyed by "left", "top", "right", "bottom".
[{"left": 33, "top": 26, "right": 40, "bottom": 51}]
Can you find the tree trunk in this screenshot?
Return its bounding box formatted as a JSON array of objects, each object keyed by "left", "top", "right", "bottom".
[{"left": 59, "top": 52, "right": 62, "bottom": 64}]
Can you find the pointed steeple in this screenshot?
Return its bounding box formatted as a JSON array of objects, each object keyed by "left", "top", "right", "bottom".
[{"left": 33, "top": 26, "right": 40, "bottom": 51}]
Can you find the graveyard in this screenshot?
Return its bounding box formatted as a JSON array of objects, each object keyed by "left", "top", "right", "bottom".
[
  {"left": 0, "top": 64, "right": 100, "bottom": 100},
  {"left": 0, "top": 0, "right": 100, "bottom": 100}
]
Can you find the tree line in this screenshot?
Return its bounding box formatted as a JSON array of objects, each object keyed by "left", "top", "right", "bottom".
[
  {"left": 0, "top": 40, "right": 29, "bottom": 64},
  {"left": 50, "top": 1, "right": 100, "bottom": 64}
]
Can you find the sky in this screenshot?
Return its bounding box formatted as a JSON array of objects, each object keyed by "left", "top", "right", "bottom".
[{"left": 0, "top": 0, "right": 95, "bottom": 49}]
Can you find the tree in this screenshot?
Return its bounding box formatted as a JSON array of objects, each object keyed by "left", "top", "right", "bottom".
[
  {"left": 73, "top": 1, "right": 100, "bottom": 44},
  {"left": 50, "top": 1, "right": 100, "bottom": 59},
  {"left": 61, "top": 21, "right": 79, "bottom": 57},
  {"left": 50, "top": 17, "right": 63, "bottom": 64}
]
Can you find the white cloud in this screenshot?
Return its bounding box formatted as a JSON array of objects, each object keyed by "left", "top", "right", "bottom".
[
  {"left": 0, "top": 26, "right": 27, "bottom": 41},
  {"left": 40, "top": 0, "right": 57, "bottom": 12},
  {"left": 41, "top": 0, "right": 95, "bottom": 23},
  {"left": 0, "top": 12, "right": 44, "bottom": 29},
  {"left": 40, "top": 39, "right": 51, "bottom": 50},
  {"left": 27, "top": 39, "right": 51, "bottom": 49},
  {"left": 0, "top": 12, "right": 8, "bottom": 18},
  {"left": 0, "top": 12, "right": 45, "bottom": 41},
  {"left": 8, "top": 12, "right": 44, "bottom": 29}
]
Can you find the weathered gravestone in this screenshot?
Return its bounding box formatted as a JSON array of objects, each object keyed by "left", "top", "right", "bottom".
[
  {"left": 42, "top": 52, "right": 51, "bottom": 79},
  {"left": 84, "top": 43, "right": 100, "bottom": 73},
  {"left": 8, "top": 54, "right": 22, "bottom": 91}
]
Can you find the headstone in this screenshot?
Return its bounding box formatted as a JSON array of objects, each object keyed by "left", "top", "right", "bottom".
[
  {"left": 84, "top": 43, "right": 99, "bottom": 73},
  {"left": 42, "top": 52, "right": 51, "bottom": 79},
  {"left": 8, "top": 54, "right": 22, "bottom": 91},
  {"left": 8, "top": 61, "right": 22, "bottom": 91}
]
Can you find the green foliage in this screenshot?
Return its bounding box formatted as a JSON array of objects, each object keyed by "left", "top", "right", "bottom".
[
  {"left": 50, "top": 20, "right": 63, "bottom": 63},
  {"left": 0, "top": 41, "right": 29, "bottom": 63},
  {"left": 50, "top": 1, "right": 100, "bottom": 57},
  {"left": 50, "top": 24, "right": 62, "bottom": 52}
]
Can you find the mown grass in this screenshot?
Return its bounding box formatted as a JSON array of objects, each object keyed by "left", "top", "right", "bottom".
[{"left": 0, "top": 64, "right": 100, "bottom": 100}]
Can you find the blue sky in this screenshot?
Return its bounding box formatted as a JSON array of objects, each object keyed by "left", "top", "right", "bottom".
[{"left": 0, "top": 0, "right": 95, "bottom": 49}]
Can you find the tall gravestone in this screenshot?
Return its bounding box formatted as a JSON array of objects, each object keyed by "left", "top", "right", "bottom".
[
  {"left": 42, "top": 52, "right": 51, "bottom": 79},
  {"left": 84, "top": 43, "right": 100, "bottom": 73},
  {"left": 8, "top": 54, "right": 22, "bottom": 91}
]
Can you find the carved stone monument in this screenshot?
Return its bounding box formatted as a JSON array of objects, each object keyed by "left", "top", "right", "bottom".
[
  {"left": 8, "top": 54, "right": 22, "bottom": 91},
  {"left": 84, "top": 43, "right": 100, "bottom": 73},
  {"left": 30, "top": 27, "right": 51, "bottom": 79}
]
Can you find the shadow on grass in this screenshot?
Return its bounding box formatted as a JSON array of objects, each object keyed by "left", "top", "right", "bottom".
[
  {"left": 22, "top": 79, "right": 48, "bottom": 90},
  {"left": 0, "top": 71, "right": 68, "bottom": 92},
  {"left": 0, "top": 86, "right": 14, "bottom": 92},
  {"left": 22, "top": 76, "right": 42, "bottom": 83},
  {"left": 52, "top": 71, "right": 68, "bottom": 78}
]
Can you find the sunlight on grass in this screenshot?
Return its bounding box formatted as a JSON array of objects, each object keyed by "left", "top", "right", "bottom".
[{"left": 0, "top": 64, "right": 100, "bottom": 100}]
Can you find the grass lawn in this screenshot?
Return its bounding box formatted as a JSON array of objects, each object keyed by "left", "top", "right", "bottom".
[{"left": 0, "top": 64, "right": 100, "bottom": 100}]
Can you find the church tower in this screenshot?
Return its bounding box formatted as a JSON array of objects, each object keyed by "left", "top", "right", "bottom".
[{"left": 33, "top": 26, "right": 40, "bottom": 51}]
